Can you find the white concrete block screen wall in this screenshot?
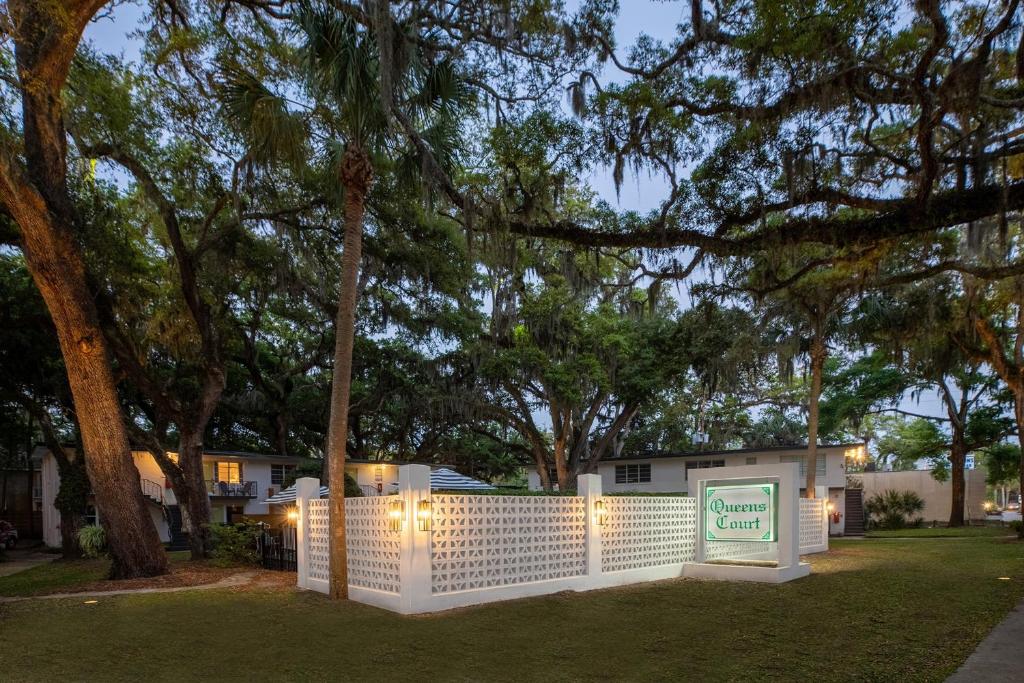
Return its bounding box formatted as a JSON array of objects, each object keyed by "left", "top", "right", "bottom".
[{"left": 296, "top": 463, "right": 829, "bottom": 614}]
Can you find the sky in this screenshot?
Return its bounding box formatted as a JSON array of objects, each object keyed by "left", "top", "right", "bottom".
[{"left": 79, "top": 2, "right": 954, "bottom": 433}]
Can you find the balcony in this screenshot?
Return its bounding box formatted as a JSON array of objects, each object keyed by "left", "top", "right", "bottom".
[{"left": 206, "top": 480, "right": 258, "bottom": 498}]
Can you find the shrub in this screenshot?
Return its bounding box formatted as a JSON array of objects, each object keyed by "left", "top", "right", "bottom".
[
  {"left": 344, "top": 473, "right": 363, "bottom": 497},
  {"left": 207, "top": 521, "right": 262, "bottom": 567},
  {"left": 1010, "top": 520, "right": 1024, "bottom": 539},
  {"left": 865, "top": 490, "right": 926, "bottom": 530},
  {"left": 77, "top": 525, "right": 107, "bottom": 559}
]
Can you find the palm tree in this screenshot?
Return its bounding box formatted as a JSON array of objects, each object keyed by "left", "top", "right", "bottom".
[{"left": 223, "top": 1, "right": 470, "bottom": 598}]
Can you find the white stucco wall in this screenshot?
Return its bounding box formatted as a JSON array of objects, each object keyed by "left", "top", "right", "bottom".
[
  {"left": 345, "top": 462, "right": 401, "bottom": 495},
  {"left": 860, "top": 467, "right": 988, "bottom": 523}
]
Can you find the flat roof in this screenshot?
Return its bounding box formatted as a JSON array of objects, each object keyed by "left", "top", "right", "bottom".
[{"left": 606, "top": 443, "right": 862, "bottom": 462}]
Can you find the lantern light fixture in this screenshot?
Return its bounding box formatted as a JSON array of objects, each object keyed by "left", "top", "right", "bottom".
[
  {"left": 593, "top": 499, "right": 607, "bottom": 526},
  {"left": 286, "top": 507, "right": 298, "bottom": 524},
  {"left": 388, "top": 499, "right": 405, "bottom": 531},
  {"left": 416, "top": 499, "right": 432, "bottom": 531}
]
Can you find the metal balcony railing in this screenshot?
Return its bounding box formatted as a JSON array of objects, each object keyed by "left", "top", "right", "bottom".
[{"left": 206, "top": 480, "right": 257, "bottom": 498}]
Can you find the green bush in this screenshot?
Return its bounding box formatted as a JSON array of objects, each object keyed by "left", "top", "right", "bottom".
[
  {"left": 207, "top": 521, "right": 262, "bottom": 567},
  {"left": 77, "top": 525, "right": 107, "bottom": 559},
  {"left": 865, "top": 490, "right": 926, "bottom": 530},
  {"left": 344, "top": 473, "right": 363, "bottom": 497},
  {"left": 1010, "top": 520, "right": 1024, "bottom": 539}
]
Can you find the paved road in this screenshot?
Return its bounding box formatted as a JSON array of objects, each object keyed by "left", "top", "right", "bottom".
[{"left": 947, "top": 599, "right": 1024, "bottom": 682}]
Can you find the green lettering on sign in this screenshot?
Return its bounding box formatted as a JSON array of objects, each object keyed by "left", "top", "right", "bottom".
[{"left": 704, "top": 483, "right": 777, "bottom": 542}]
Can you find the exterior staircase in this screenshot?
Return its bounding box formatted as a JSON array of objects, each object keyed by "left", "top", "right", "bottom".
[
  {"left": 165, "top": 505, "right": 190, "bottom": 552},
  {"left": 845, "top": 489, "right": 865, "bottom": 536}
]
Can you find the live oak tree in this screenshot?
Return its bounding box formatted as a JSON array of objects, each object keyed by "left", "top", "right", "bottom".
[
  {"left": 0, "top": 254, "right": 88, "bottom": 556},
  {"left": 857, "top": 280, "right": 1013, "bottom": 525},
  {"left": 957, "top": 271, "right": 1024, "bottom": 535},
  {"left": 720, "top": 248, "right": 862, "bottom": 497},
  {"left": 0, "top": 0, "right": 168, "bottom": 577},
  {"left": 508, "top": 0, "right": 1024, "bottom": 274},
  {"left": 466, "top": 240, "right": 690, "bottom": 491}
]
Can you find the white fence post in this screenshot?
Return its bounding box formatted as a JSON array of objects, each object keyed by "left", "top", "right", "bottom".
[
  {"left": 578, "top": 474, "right": 602, "bottom": 585},
  {"left": 295, "top": 477, "right": 320, "bottom": 590},
  {"left": 398, "top": 464, "right": 432, "bottom": 614}
]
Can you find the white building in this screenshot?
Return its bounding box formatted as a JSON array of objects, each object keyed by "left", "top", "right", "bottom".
[
  {"left": 527, "top": 444, "right": 855, "bottom": 534},
  {"left": 33, "top": 446, "right": 303, "bottom": 548}
]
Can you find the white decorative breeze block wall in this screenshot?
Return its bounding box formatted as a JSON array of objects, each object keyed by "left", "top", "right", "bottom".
[
  {"left": 799, "top": 498, "right": 828, "bottom": 554},
  {"left": 306, "top": 498, "right": 330, "bottom": 590},
  {"left": 295, "top": 466, "right": 829, "bottom": 614},
  {"left": 346, "top": 497, "right": 401, "bottom": 594},
  {"left": 431, "top": 495, "right": 587, "bottom": 594},
  {"left": 601, "top": 497, "right": 697, "bottom": 572}
]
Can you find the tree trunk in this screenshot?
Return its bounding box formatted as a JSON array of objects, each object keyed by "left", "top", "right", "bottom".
[
  {"left": 327, "top": 146, "right": 374, "bottom": 600},
  {"left": 58, "top": 505, "right": 85, "bottom": 558},
  {"left": 948, "top": 433, "right": 967, "bottom": 527},
  {"left": 177, "top": 430, "right": 213, "bottom": 559},
  {"left": 2, "top": 0, "right": 167, "bottom": 579},
  {"left": 805, "top": 335, "right": 826, "bottom": 498}
]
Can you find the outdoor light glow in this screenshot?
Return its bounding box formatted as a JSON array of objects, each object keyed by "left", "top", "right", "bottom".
[
  {"left": 826, "top": 501, "right": 835, "bottom": 513},
  {"left": 286, "top": 508, "right": 298, "bottom": 523},
  {"left": 83, "top": 600, "right": 98, "bottom": 604},
  {"left": 593, "top": 499, "right": 607, "bottom": 526},
  {"left": 416, "top": 499, "right": 432, "bottom": 531},
  {"left": 844, "top": 445, "right": 867, "bottom": 465},
  {"left": 388, "top": 499, "right": 405, "bottom": 531},
  {"left": 998, "top": 577, "right": 1011, "bottom": 581}
]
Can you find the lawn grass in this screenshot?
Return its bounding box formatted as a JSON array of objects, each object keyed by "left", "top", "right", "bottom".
[
  {"left": 0, "top": 551, "right": 191, "bottom": 597},
  {"left": 1, "top": 538, "right": 1022, "bottom": 682},
  {"left": 865, "top": 526, "right": 1014, "bottom": 538}
]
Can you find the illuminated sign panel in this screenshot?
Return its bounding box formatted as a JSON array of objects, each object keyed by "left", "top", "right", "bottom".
[{"left": 705, "top": 483, "right": 777, "bottom": 542}]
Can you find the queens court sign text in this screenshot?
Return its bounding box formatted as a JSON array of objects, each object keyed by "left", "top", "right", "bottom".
[{"left": 705, "top": 483, "right": 778, "bottom": 542}]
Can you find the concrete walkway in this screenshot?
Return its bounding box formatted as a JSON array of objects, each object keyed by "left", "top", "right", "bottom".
[
  {"left": 0, "top": 551, "right": 58, "bottom": 578},
  {"left": 0, "top": 571, "right": 256, "bottom": 603},
  {"left": 947, "top": 599, "right": 1024, "bottom": 682}
]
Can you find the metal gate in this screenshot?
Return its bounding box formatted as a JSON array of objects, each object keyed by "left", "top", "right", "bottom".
[{"left": 258, "top": 527, "right": 297, "bottom": 571}]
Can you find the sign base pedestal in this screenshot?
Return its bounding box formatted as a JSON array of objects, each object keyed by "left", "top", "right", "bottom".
[{"left": 684, "top": 561, "right": 810, "bottom": 584}]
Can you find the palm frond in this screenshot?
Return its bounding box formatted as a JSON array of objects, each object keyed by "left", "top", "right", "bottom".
[{"left": 219, "top": 64, "right": 307, "bottom": 170}]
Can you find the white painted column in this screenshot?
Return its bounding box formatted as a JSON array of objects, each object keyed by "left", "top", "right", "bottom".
[
  {"left": 295, "top": 477, "right": 319, "bottom": 590},
  {"left": 578, "top": 474, "right": 603, "bottom": 584},
  {"left": 398, "top": 464, "right": 432, "bottom": 614},
  {"left": 777, "top": 467, "right": 800, "bottom": 570}
]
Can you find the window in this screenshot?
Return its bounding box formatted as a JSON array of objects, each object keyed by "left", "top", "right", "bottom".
[
  {"left": 615, "top": 463, "right": 652, "bottom": 484},
  {"left": 780, "top": 454, "right": 826, "bottom": 477},
  {"left": 215, "top": 462, "right": 241, "bottom": 483},
  {"left": 271, "top": 464, "right": 296, "bottom": 486},
  {"left": 745, "top": 456, "right": 757, "bottom": 465},
  {"left": 84, "top": 505, "right": 98, "bottom": 526},
  {"left": 685, "top": 459, "right": 726, "bottom": 471}
]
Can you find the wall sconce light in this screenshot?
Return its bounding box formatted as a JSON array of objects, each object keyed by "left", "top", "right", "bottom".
[
  {"left": 416, "top": 499, "right": 432, "bottom": 531},
  {"left": 593, "top": 499, "right": 607, "bottom": 526},
  {"left": 286, "top": 507, "right": 298, "bottom": 524},
  {"left": 388, "top": 499, "right": 405, "bottom": 532},
  {"left": 825, "top": 500, "right": 835, "bottom": 514}
]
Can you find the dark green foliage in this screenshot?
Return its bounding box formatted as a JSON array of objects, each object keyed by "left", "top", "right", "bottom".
[
  {"left": 77, "top": 526, "right": 108, "bottom": 559},
  {"left": 343, "top": 473, "right": 362, "bottom": 498},
  {"left": 865, "top": 490, "right": 926, "bottom": 530},
  {"left": 207, "top": 522, "right": 263, "bottom": 567},
  {"left": 981, "top": 443, "right": 1021, "bottom": 487}
]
